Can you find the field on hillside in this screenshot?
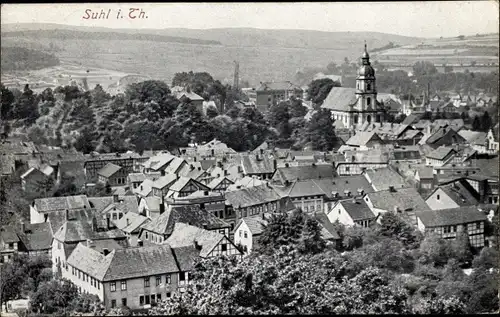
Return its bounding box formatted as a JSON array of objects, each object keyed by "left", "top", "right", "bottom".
[
  {"left": 2, "top": 37, "right": 362, "bottom": 87},
  {"left": 374, "top": 33, "right": 499, "bottom": 71}
]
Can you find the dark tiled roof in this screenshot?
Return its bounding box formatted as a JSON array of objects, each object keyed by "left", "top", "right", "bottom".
[
  {"left": 439, "top": 180, "right": 480, "bottom": 206},
  {"left": 426, "top": 146, "right": 456, "bottom": 160},
  {"left": 172, "top": 246, "right": 199, "bottom": 271},
  {"left": 313, "top": 176, "right": 374, "bottom": 199},
  {"left": 18, "top": 222, "right": 53, "bottom": 251},
  {"left": 89, "top": 196, "right": 139, "bottom": 215},
  {"left": 34, "top": 195, "right": 91, "bottom": 213},
  {"left": 164, "top": 223, "right": 225, "bottom": 258},
  {"left": 241, "top": 154, "right": 275, "bottom": 175},
  {"left": 225, "top": 184, "right": 281, "bottom": 208},
  {"left": 366, "top": 187, "right": 430, "bottom": 212},
  {"left": 346, "top": 131, "right": 382, "bottom": 147},
  {"left": 273, "top": 164, "right": 334, "bottom": 184},
  {"left": 53, "top": 220, "right": 126, "bottom": 243},
  {"left": 337, "top": 198, "right": 375, "bottom": 221},
  {"left": 314, "top": 212, "right": 341, "bottom": 240},
  {"left": 141, "top": 205, "right": 230, "bottom": 236},
  {"left": 416, "top": 206, "right": 487, "bottom": 227},
  {"left": 0, "top": 226, "right": 20, "bottom": 243}
]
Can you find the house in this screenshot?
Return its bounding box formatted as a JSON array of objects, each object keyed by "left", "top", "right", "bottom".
[
  {"left": 64, "top": 242, "right": 185, "bottom": 310},
  {"left": 425, "top": 179, "right": 480, "bottom": 210},
  {"left": 336, "top": 150, "right": 389, "bottom": 176},
  {"left": 84, "top": 152, "right": 143, "bottom": 180},
  {"left": 207, "top": 176, "right": 234, "bottom": 193},
  {"left": 20, "top": 167, "right": 52, "bottom": 193},
  {"left": 141, "top": 153, "right": 175, "bottom": 174},
  {"left": 425, "top": 146, "right": 457, "bottom": 167},
  {"left": 177, "top": 139, "right": 238, "bottom": 160},
  {"left": 415, "top": 166, "right": 435, "bottom": 192},
  {"left": 458, "top": 130, "right": 489, "bottom": 154},
  {"left": 226, "top": 176, "right": 266, "bottom": 192},
  {"left": 30, "top": 195, "right": 91, "bottom": 224},
  {"left": 486, "top": 124, "right": 499, "bottom": 153},
  {"left": 166, "top": 177, "right": 210, "bottom": 198},
  {"left": 363, "top": 167, "right": 408, "bottom": 191},
  {"left": 162, "top": 157, "right": 188, "bottom": 176},
  {"left": 51, "top": 213, "right": 128, "bottom": 274},
  {"left": 166, "top": 190, "right": 228, "bottom": 223},
  {"left": 254, "top": 81, "right": 303, "bottom": 110},
  {"left": 389, "top": 146, "right": 422, "bottom": 163},
  {"left": 151, "top": 174, "right": 178, "bottom": 197},
  {"left": 163, "top": 223, "right": 243, "bottom": 259},
  {"left": 272, "top": 164, "right": 335, "bottom": 185},
  {"left": 239, "top": 154, "right": 277, "bottom": 180},
  {"left": 233, "top": 215, "right": 267, "bottom": 254},
  {"left": 273, "top": 180, "right": 326, "bottom": 213},
  {"left": 88, "top": 195, "right": 139, "bottom": 218},
  {"left": 97, "top": 163, "right": 128, "bottom": 186},
  {"left": 345, "top": 131, "right": 384, "bottom": 150},
  {"left": 224, "top": 184, "right": 294, "bottom": 220},
  {"left": 133, "top": 179, "right": 155, "bottom": 198},
  {"left": 127, "top": 172, "right": 161, "bottom": 190},
  {"left": 0, "top": 225, "right": 21, "bottom": 263},
  {"left": 419, "top": 125, "right": 467, "bottom": 149},
  {"left": 138, "top": 196, "right": 163, "bottom": 219},
  {"left": 415, "top": 206, "right": 487, "bottom": 248},
  {"left": 327, "top": 198, "right": 376, "bottom": 228},
  {"left": 363, "top": 187, "right": 431, "bottom": 227},
  {"left": 139, "top": 205, "right": 231, "bottom": 245},
  {"left": 113, "top": 212, "right": 150, "bottom": 246},
  {"left": 174, "top": 88, "right": 204, "bottom": 112}
]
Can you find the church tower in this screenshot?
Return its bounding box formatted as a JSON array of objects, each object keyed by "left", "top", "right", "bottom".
[{"left": 354, "top": 42, "right": 380, "bottom": 125}]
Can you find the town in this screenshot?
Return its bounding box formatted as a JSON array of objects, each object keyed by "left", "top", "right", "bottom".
[{"left": 1, "top": 2, "right": 499, "bottom": 316}]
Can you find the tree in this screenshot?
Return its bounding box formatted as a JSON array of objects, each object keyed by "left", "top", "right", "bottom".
[
  {"left": 481, "top": 111, "right": 492, "bottom": 132},
  {"left": 450, "top": 231, "right": 473, "bottom": 265},
  {"left": 378, "top": 212, "right": 422, "bottom": 248},
  {"left": 305, "top": 108, "right": 337, "bottom": 151},
  {"left": 1, "top": 84, "right": 15, "bottom": 119},
  {"left": 412, "top": 61, "right": 438, "bottom": 77},
  {"left": 308, "top": 78, "right": 340, "bottom": 106},
  {"left": 418, "top": 233, "right": 452, "bottom": 267},
  {"left": 472, "top": 115, "right": 481, "bottom": 131},
  {"left": 206, "top": 106, "right": 219, "bottom": 119}
]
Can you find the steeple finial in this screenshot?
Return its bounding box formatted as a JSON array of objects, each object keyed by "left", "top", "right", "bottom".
[{"left": 364, "top": 40, "right": 367, "bottom": 52}]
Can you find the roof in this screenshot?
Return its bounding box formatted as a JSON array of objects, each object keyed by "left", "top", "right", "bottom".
[
  {"left": 67, "top": 243, "right": 114, "bottom": 280},
  {"left": 113, "top": 212, "right": 150, "bottom": 234},
  {"left": 312, "top": 175, "right": 375, "bottom": 199},
  {"left": 133, "top": 179, "right": 155, "bottom": 197},
  {"left": 359, "top": 122, "right": 410, "bottom": 139},
  {"left": 142, "top": 153, "right": 175, "bottom": 171},
  {"left": 342, "top": 149, "right": 389, "bottom": 163},
  {"left": 241, "top": 154, "right": 275, "bottom": 175},
  {"left": 364, "top": 168, "right": 408, "bottom": 191},
  {"left": 225, "top": 184, "right": 281, "bottom": 208},
  {"left": 207, "top": 176, "right": 233, "bottom": 189},
  {"left": 0, "top": 226, "right": 20, "bottom": 243},
  {"left": 366, "top": 187, "right": 430, "bottom": 212},
  {"left": 402, "top": 113, "right": 423, "bottom": 125},
  {"left": 415, "top": 166, "right": 434, "bottom": 179},
  {"left": 20, "top": 167, "right": 47, "bottom": 180},
  {"left": 314, "top": 212, "right": 341, "bottom": 240},
  {"left": 274, "top": 180, "right": 326, "bottom": 198},
  {"left": 171, "top": 246, "right": 199, "bottom": 271},
  {"left": 88, "top": 195, "right": 139, "bottom": 215},
  {"left": 168, "top": 177, "right": 209, "bottom": 194},
  {"left": 273, "top": 164, "right": 334, "bottom": 184},
  {"left": 391, "top": 147, "right": 422, "bottom": 161},
  {"left": 416, "top": 206, "right": 487, "bottom": 227},
  {"left": 53, "top": 220, "right": 126, "bottom": 243},
  {"left": 34, "top": 195, "right": 91, "bottom": 213},
  {"left": 97, "top": 163, "right": 122, "bottom": 178},
  {"left": 0, "top": 154, "right": 15, "bottom": 175},
  {"left": 141, "top": 205, "right": 230, "bottom": 236},
  {"left": 163, "top": 157, "right": 186, "bottom": 175},
  {"left": 321, "top": 87, "right": 358, "bottom": 112},
  {"left": 346, "top": 131, "right": 382, "bottom": 147},
  {"left": 128, "top": 173, "right": 147, "bottom": 183},
  {"left": 437, "top": 180, "right": 480, "bottom": 207},
  {"left": 335, "top": 198, "right": 375, "bottom": 221},
  {"left": 236, "top": 216, "right": 268, "bottom": 235},
  {"left": 18, "top": 222, "right": 53, "bottom": 251},
  {"left": 458, "top": 130, "right": 488, "bottom": 145},
  {"left": 163, "top": 223, "right": 225, "bottom": 258},
  {"left": 426, "top": 146, "right": 456, "bottom": 160},
  {"left": 143, "top": 196, "right": 161, "bottom": 212},
  {"left": 256, "top": 81, "right": 302, "bottom": 91},
  {"left": 151, "top": 174, "right": 178, "bottom": 190}
]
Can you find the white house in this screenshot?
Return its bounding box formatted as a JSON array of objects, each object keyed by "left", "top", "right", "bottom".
[
  {"left": 233, "top": 216, "right": 268, "bottom": 255},
  {"left": 327, "top": 198, "right": 376, "bottom": 228}
]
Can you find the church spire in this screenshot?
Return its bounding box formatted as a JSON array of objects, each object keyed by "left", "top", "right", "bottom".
[{"left": 362, "top": 41, "right": 370, "bottom": 63}]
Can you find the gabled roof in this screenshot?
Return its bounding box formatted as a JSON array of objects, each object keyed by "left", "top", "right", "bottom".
[
  {"left": 142, "top": 153, "right": 175, "bottom": 171},
  {"left": 113, "top": 212, "right": 150, "bottom": 234},
  {"left": 416, "top": 206, "right": 487, "bottom": 227},
  {"left": 225, "top": 184, "right": 282, "bottom": 208},
  {"left": 240, "top": 154, "right": 275, "bottom": 175},
  {"left": 364, "top": 168, "right": 408, "bottom": 191},
  {"left": 97, "top": 163, "right": 122, "bottom": 178},
  {"left": 151, "top": 174, "right": 178, "bottom": 190},
  {"left": 53, "top": 220, "right": 126, "bottom": 243},
  {"left": 88, "top": 195, "right": 139, "bottom": 215},
  {"left": 168, "top": 177, "right": 209, "bottom": 193},
  {"left": 0, "top": 226, "right": 20, "bottom": 243},
  {"left": 163, "top": 223, "right": 226, "bottom": 258},
  {"left": 343, "top": 149, "right": 390, "bottom": 163},
  {"left": 274, "top": 180, "right": 326, "bottom": 198},
  {"left": 207, "top": 176, "right": 234, "bottom": 190},
  {"left": 335, "top": 198, "right": 375, "bottom": 221},
  {"left": 141, "top": 205, "right": 230, "bottom": 236},
  {"left": 236, "top": 216, "right": 268, "bottom": 235},
  {"left": 273, "top": 164, "right": 334, "bottom": 184},
  {"left": 17, "top": 222, "right": 53, "bottom": 251},
  {"left": 256, "top": 81, "right": 302, "bottom": 91},
  {"left": 314, "top": 212, "right": 341, "bottom": 240},
  {"left": 313, "top": 175, "right": 374, "bottom": 199},
  {"left": 67, "top": 243, "right": 114, "bottom": 280},
  {"left": 143, "top": 196, "right": 161, "bottom": 212},
  {"left": 321, "top": 87, "right": 358, "bottom": 112},
  {"left": 458, "top": 130, "right": 488, "bottom": 145},
  {"left": 426, "top": 146, "right": 456, "bottom": 160},
  {"left": 133, "top": 179, "right": 155, "bottom": 197},
  {"left": 346, "top": 131, "right": 382, "bottom": 147},
  {"left": 366, "top": 187, "right": 430, "bottom": 212},
  {"left": 402, "top": 113, "right": 423, "bottom": 125},
  {"left": 163, "top": 157, "right": 187, "bottom": 175},
  {"left": 415, "top": 166, "right": 434, "bottom": 179},
  {"left": 436, "top": 180, "right": 480, "bottom": 207},
  {"left": 34, "top": 195, "right": 91, "bottom": 213},
  {"left": 21, "top": 167, "right": 48, "bottom": 180}
]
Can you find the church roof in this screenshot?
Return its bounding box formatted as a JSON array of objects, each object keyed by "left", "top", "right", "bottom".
[{"left": 321, "top": 88, "right": 358, "bottom": 112}]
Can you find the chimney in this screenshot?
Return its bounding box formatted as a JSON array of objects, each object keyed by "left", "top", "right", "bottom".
[
  {"left": 262, "top": 213, "right": 266, "bottom": 220},
  {"left": 20, "top": 222, "right": 26, "bottom": 233},
  {"left": 273, "top": 159, "right": 277, "bottom": 171},
  {"left": 217, "top": 161, "right": 223, "bottom": 168},
  {"left": 224, "top": 170, "right": 228, "bottom": 176},
  {"left": 126, "top": 218, "right": 130, "bottom": 226},
  {"left": 190, "top": 165, "right": 195, "bottom": 171},
  {"left": 86, "top": 239, "right": 92, "bottom": 247},
  {"left": 160, "top": 196, "right": 165, "bottom": 214},
  {"left": 389, "top": 186, "right": 396, "bottom": 192},
  {"left": 113, "top": 194, "right": 119, "bottom": 203},
  {"left": 351, "top": 197, "right": 357, "bottom": 204},
  {"left": 202, "top": 223, "right": 208, "bottom": 230},
  {"left": 357, "top": 188, "right": 364, "bottom": 196},
  {"left": 103, "top": 248, "right": 110, "bottom": 256},
  {"left": 193, "top": 239, "right": 202, "bottom": 250},
  {"left": 394, "top": 206, "right": 400, "bottom": 213},
  {"left": 140, "top": 185, "right": 143, "bottom": 190},
  {"left": 137, "top": 239, "right": 143, "bottom": 247}
]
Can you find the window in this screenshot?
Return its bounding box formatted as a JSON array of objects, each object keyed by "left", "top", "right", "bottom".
[
  {"left": 166, "top": 274, "right": 171, "bottom": 284},
  {"left": 78, "top": 270, "right": 81, "bottom": 279},
  {"left": 145, "top": 232, "right": 149, "bottom": 240},
  {"left": 157, "top": 294, "right": 161, "bottom": 302},
  {"left": 156, "top": 276, "right": 161, "bottom": 286},
  {"left": 221, "top": 243, "right": 227, "bottom": 252},
  {"left": 476, "top": 222, "right": 481, "bottom": 230},
  {"left": 367, "top": 83, "right": 371, "bottom": 91},
  {"left": 239, "top": 230, "right": 242, "bottom": 237},
  {"left": 244, "top": 232, "right": 248, "bottom": 239},
  {"left": 121, "top": 298, "right": 127, "bottom": 307},
  {"left": 111, "top": 282, "right": 116, "bottom": 292},
  {"left": 179, "top": 272, "right": 186, "bottom": 281},
  {"left": 145, "top": 295, "right": 150, "bottom": 305},
  {"left": 139, "top": 295, "right": 144, "bottom": 306},
  {"left": 112, "top": 213, "right": 118, "bottom": 220},
  {"left": 111, "top": 300, "right": 116, "bottom": 308},
  {"left": 367, "top": 97, "right": 371, "bottom": 106},
  {"left": 91, "top": 277, "right": 94, "bottom": 286},
  {"left": 144, "top": 277, "right": 150, "bottom": 287},
  {"left": 167, "top": 292, "right": 172, "bottom": 298},
  {"left": 151, "top": 294, "right": 156, "bottom": 303},
  {"left": 346, "top": 166, "right": 350, "bottom": 172},
  {"left": 98, "top": 282, "right": 100, "bottom": 290},
  {"left": 121, "top": 280, "right": 127, "bottom": 290},
  {"left": 437, "top": 194, "right": 440, "bottom": 200},
  {"left": 119, "top": 213, "right": 123, "bottom": 219}
]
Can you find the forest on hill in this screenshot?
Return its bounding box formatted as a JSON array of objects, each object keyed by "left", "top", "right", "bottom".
[{"left": 1, "top": 47, "right": 60, "bottom": 72}]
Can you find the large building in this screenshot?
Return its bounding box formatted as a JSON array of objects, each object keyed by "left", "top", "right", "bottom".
[
  {"left": 252, "top": 81, "right": 303, "bottom": 111},
  {"left": 322, "top": 44, "right": 386, "bottom": 131}
]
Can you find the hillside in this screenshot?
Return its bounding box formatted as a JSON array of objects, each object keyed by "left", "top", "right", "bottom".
[
  {"left": 2, "top": 29, "right": 222, "bottom": 46},
  {"left": 1, "top": 46, "right": 60, "bottom": 72}
]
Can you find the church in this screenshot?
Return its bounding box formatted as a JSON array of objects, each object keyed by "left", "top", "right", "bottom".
[{"left": 321, "top": 44, "right": 386, "bottom": 131}]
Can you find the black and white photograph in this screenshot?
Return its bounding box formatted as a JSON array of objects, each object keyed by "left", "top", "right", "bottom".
[{"left": 0, "top": 1, "right": 499, "bottom": 315}]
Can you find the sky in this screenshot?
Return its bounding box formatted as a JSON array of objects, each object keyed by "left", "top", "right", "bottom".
[{"left": 1, "top": 2, "right": 499, "bottom": 38}]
